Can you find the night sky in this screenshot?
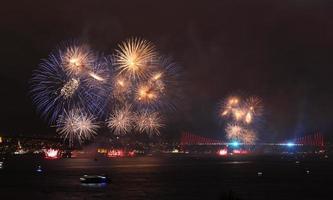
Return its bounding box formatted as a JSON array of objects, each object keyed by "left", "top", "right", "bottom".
[{"left": 1, "top": 0, "right": 333, "bottom": 141}]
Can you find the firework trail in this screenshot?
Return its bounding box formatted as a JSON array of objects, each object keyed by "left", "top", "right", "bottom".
[
  {"left": 56, "top": 109, "right": 99, "bottom": 146},
  {"left": 60, "top": 78, "right": 80, "bottom": 99}
]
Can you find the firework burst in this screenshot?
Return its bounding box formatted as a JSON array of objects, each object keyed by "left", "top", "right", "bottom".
[
  {"left": 111, "top": 75, "right": 133, "bottom": 103},
  {"left": 107, "top": 106, "right": 133, "bottom": 135},
  {"left": 135, "top": 110, "right": 164, "bottom": 136},
  {"left": 61, "top": 43, "right": 95, "bottom": 76},
  {"left": 220, "top": 96, "right": 240, "bottom": 117},
  {"left": 220, "top": 95, "right": 263, "bottom": 125},
  {"left": 134, "top": 56, "right": 180, "bottom": 111},
  {"left": 225, "top": 123, "right": 244, "bottom": 141},
  {"left": 154, "top": 56, "right": 182, "bottom": 111},
  {"left": 136, "top": 83, "right": 159, "bottom": 104},
  {"left": 233, "top": 108, "right": 246, "bottom": 122},
  {"left": 242, "top": 129, "right": 257, "bottom": 144},
  {"left": 30, "top": 52, "right": 108, "bottom": 124},
  {"left": 225, "top": 123, "right": 257, "bottom": 144},
  {"left": 31, "top": 38, "right": 182, "bottom": 141},
  {"left": 115, "top": 38, "right": 156, "bottom": 79},
  {"left": 56, "top": 109, "right": 99, "bottom": 146},
  {"left": 244, "top": 96, "right": 263, "bottom": 117},
  {"left": 220, "top": 95, "right": 263, "bottom": 144}
]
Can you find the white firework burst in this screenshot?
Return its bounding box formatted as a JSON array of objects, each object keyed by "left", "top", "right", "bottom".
[
  {"left": 134, "top": 110, "right": 164, "bottom": 136},
  {"left": 107, "top": 106, "right": 133, "bottom": 135},
  {"left": 56, "top": 109, "right": 99, "bottom": 146}
]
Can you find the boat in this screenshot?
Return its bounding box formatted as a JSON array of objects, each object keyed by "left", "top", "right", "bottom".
[
  {"left": 80, "top": 175, "right": 110, "bottom": 184},
  {"left": 36, "top": 165, "right": 43, "bottom": 173}
]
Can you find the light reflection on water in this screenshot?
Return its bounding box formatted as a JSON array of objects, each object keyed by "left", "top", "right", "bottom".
[
  {"left": 61, "top": 158, "right": 252, "bottom": 169},
  {"left": 81, "top": 183, "right": 108, "bottom": 188},
  {"left": 220, "top": 161, "right": 252, "bottom": 165},
  {"left": 0, "top": 156, "right": 330, "bottom": 200}
]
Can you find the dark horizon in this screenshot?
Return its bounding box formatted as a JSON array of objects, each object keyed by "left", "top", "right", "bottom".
[{"left": 1, "top": 0, "right": 333, "bottom": 141}]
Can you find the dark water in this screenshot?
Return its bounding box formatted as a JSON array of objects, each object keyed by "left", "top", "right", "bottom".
[{"left": 0, "top": 155, "right": 332, "bottom": 200}]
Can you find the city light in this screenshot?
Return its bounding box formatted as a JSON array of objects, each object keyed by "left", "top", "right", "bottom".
[
  {"left": 128, "top": 151, "right": 135, "bottom": 157},
  {"left": 218, "top": 149, "right": 228, "bottom": 156},
  {"left": 107, "top": 150, "right": 124, "bottom": 157},
  {"left": 44, "top": 149, "right": 60, "bottom": 159},
  {"left": 233, "top": 149, "right": 248, "bottom": 154},
  {"left": 231, "top": 141, "right": 240, "bottom": 147},
  {"left": 286, "top": 142, "right": 295, "bottom": 147}
]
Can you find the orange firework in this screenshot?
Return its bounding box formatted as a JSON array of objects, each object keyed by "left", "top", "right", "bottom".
[
  {"left": 115, "top": 38, "right": 156, "bottom": 79},
  {"left": 244, "top": 96, "right": 263, "bottom": 117},
  {"left": 62, "top": 44, "right": 95, "bottom": 76}
]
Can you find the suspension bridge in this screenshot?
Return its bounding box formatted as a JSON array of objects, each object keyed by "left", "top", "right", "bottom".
[{"left": 180, "top": 132, "right": 325, "bottom": 147}]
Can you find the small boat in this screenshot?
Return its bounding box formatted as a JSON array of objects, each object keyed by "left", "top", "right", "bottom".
[
  {"left": 36, "top": 165, "right": 43, "bottom": 173},
  {"left": 80, "top": 175, "right": 110, "bottom": 184}
]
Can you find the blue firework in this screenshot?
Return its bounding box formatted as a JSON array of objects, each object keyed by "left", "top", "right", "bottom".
[
  {"left": 30, "top": 50, "right": 109, "bottom": 125},
  {"left": 133, "top": 56, "right": 181, "bottom": 112}
]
